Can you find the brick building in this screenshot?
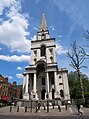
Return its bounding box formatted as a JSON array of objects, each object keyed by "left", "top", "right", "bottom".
[{"left": 0, "top": 74, "right": 22, "bottom": 102}]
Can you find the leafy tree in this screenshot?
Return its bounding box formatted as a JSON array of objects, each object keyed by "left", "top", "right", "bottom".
[{"left": 68, "top": 71, "right": 89, "bottom": 99}]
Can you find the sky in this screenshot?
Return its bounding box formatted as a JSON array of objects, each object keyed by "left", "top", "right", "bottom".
[{"left": 0, "top": 0, "right": 89, "bottom": 85}]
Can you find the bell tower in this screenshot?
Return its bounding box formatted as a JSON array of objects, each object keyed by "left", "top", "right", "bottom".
[{"left": 30, "top": 11, "right": 56, "bottom": 66}]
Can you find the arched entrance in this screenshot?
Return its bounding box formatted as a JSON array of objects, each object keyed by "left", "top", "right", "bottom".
[
  {"left": 41, "top": 89, "right": 46, "bottom": 100},
  {"left": 36, "top": 60, "right": 46, "bottom": 100}
]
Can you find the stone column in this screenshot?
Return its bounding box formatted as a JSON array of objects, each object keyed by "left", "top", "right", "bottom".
[
  {"left": 54, "top": 72, "right": 57, "bottom": 92},
  {"left": 33, "top": 73, "right": 36, "bottom": 93},
  {"left": 54, "top": 71, "right": 58, "bottom": 98},
  {"left": 53, "top": 47, "right": 56, "bottom": 62},
  {"left": 25, "top": 74, "right": 29, "bottom": 93},
  {"left": 23, "top": 73, "right": 29, "bottom": 100},
  {"left": 46, "top": 72, "right": 49, "bottom": 93},
  {"left": 23, "top": 74, "right": 26, "bottom": 95}
]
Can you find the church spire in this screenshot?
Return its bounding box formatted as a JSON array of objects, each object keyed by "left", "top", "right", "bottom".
[
  {"left": 39, "top": 10, "right": 48, "bottom": 30},
  {"left": 37, "top": 11, "right": 50, "bottom": 40}
]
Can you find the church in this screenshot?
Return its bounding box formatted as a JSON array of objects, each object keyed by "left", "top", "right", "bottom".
[{"left": 23, "top": 11, "right": 70, "bottom": 101}]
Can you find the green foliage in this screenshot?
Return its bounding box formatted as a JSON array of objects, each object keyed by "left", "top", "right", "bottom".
[{"left": 68, "top": 71, "right": 89, "bottom": 99}]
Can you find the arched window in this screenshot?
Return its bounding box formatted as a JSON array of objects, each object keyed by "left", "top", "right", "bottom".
[
  {"left": 42, "top": 78, "right": 45, "bottom": 85},
  {"left": 41, "top": 45, "right": 46, "bottom": 56},
  {"left": 42, "top": 34, "right": 45, "bottom": 39},
  {"left": 51, "top": 77, "right": 54, "bottom": 85},
  {"left": 60, "top": 89, "right": 64, "bottom": 97}
]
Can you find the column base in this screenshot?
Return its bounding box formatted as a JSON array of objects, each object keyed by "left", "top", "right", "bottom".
[
  {"left": 30, "top": 93, "right": 39, "bottom": 100},
  {"left": 55, "top": 92, "right": 60, "bottom": 99},
  {"left": 23, "top": 93, "right": 29, "bottom": 100}
]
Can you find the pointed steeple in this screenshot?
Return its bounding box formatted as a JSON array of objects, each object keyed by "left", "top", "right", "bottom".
[
  {"left": 39, "top": 10, "right": 48, "bottom": 29},
  {"left": 37, "top": 11, "right": 50, "bottom": 40}
]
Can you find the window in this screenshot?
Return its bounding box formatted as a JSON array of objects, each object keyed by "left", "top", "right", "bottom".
[
  {"left": 50, "top": 56, "right": 53, "bottom": 62},
  {"left": 59, "top": 76, "right": 62, "bottom": 78},
  {"left": 42, "top": 78, "right": 45, "bottom": 85},
  {"left": 60, "top": 89, "right": 64, "bottom": 97},
  {"left": 34, "top": 58, "right": 37, "bottom": 63},
  {"left": 59, "top": 83, "right": 63, "bottom": 85},
  {"left": 51, "top": 77, "right": 54, "bottom": 85},
  {"left": 41, "top": 45, "right": 46, "bottom": 56},
  {"left": 34, "top": 50, "right": 37, "bottom": 56},
  {"left": 42, "top": 34, "right": 45, "bottom": 39},
  {"left": 49, "top": 48, "right": 53, "bottom": 55}
]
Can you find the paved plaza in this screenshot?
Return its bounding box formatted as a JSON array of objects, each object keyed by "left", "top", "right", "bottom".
[{"left": 0, "top": 105, "right": 89, "bottom": 116}]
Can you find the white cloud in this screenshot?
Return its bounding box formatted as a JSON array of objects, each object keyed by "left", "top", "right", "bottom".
[
  {"left": 16, "top": 73, "right": 23, "bottom": 79},
  {"left": 8, "top": 76, "right": 13, "bottom": 79},
  {"left": 53, "top": 0, "right": 89, "bottom": 30},
  {"left": 0, "top": 0, "right": 19, "bottom": 15},
  {"left": 56, "top": 43, "right": 68, "bottom": 55},
  {"left": 58, "top": 35, "right": 62, "bottom": 38},
  {"left": 0, "top": 48, "right": 2, "bottom": 50},
  {"left": 33, "top": 27, "right": 38, "bottom": 31},
  {"left": 31, "top": 35, "right": 36, "bottom": 41},
  {"left": 0, "top": 55, "right": 30, "bottom": 62},
  {"left": 36, "top": 0, "right": 41, "bottom": 3},
  {"left": 50, "top": 26, "right": 55, "bottom": 31},
  {"left": 17, "top": 66, "right": 22, "bottom": 70},
  {"left": 0, "top": 0, "right": 31, "bottom": 53}
]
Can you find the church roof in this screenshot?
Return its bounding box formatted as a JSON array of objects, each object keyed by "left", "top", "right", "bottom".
[{"left": 39, "top": 11, "right": 48, "bottom": 30}]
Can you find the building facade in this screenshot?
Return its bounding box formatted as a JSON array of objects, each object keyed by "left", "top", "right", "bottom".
[
  {"left": 23, "top": 11, "right": 70, "bottom": 101},
  {"left": 8, "top": 82, "right": 22, "bottom": 101},
  {"left": 0, "top": 75, "right": 9, "bottom": 99},
  {"left": 0, "top": 75, "right": 21, "bottom": 102}
]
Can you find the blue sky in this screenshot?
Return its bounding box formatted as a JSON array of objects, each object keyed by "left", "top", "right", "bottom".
[{"left": 0, "top": 0, "right": 89, "bottom": 85}]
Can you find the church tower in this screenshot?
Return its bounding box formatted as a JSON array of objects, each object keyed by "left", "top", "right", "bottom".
[{"left": 23, "top": 11, "right": 70, "bottom": 101}]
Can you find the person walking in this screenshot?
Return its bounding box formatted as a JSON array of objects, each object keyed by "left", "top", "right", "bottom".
[
  {"left": 58, "top": 99, "right": 61, "bottom": 112},
  {"left": 77, "top": 101, "right": 82, "bottom": 115}
]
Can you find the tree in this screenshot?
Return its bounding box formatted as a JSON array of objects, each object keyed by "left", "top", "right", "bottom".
[
  {"left": 82, "top": 30, "right": 89, "bottom": 56},
  {"left": 68, "top": 71, "right": 81, "bottom": 99},
  {"left": 84, "top": 30, "right": 89, "bottom": 40},
  {"left": 67, "top": 41, "right": 87, "bottom": 99},
  {"left": 68, "top": 72, "right": 89, "bottom": 99}
]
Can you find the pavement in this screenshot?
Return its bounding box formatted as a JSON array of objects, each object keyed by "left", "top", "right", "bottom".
[{"left": 0, "top": 105, "right": 89, "bottom": 116}]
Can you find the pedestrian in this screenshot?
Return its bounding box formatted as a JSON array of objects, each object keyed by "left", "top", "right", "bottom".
[
  {"left": 58, "top": 99, "right": 61, "bottom": 112},
  {"left": 76, "top": 101, "right": 82, "bottom": 115},
  {"left": 43, "top": 102, "right": 46, "bottom": 110},
  {"left": 65, "top": 101, "right": 68, "bottom": 110},
  {"left": 38, "top": 102, "right": 41, "bottom": 112}
]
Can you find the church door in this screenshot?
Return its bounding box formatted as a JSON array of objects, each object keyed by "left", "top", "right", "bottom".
[{"left": 41, "top": 89, "right": 46, "bottom": 100}]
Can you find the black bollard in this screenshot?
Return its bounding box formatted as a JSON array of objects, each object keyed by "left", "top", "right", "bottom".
[
  {"left": 65, "top": 102, "right": 67, "bottom": 110},
  {"left": 10, "top": 105, "right": 12, "bottom": 112},
  {"left": 17, "top": 106, "right": 19, "bottom": 112},
  {"left": 65, "top": 104, "right": 67, "bottom": 110},
  {"left": 25, "top": 106, "right": 27, "bottom": 112},
  {"left": 31, "top": 100, "right": 32, "bottom": 112},
  {"left": 43, "top": 102, "right": 46, "bottom": 110},
  {"left": 35, "top": 101, "right": 38, "bottom": 113},
  {"left": 47, "top": 100, "right": 49, "bottom": 113},
  {"left": 52, "top": 100, "right": 55, "bottom": 109}
]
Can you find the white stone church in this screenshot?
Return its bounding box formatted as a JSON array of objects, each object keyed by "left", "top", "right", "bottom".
[{"left": 23, "top": 11, "right": 70, "bottom": 101}]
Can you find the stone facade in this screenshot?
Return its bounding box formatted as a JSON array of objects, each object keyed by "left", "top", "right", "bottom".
[{"left": 23, "top": 11, "right": 70, "bottom": 101}]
